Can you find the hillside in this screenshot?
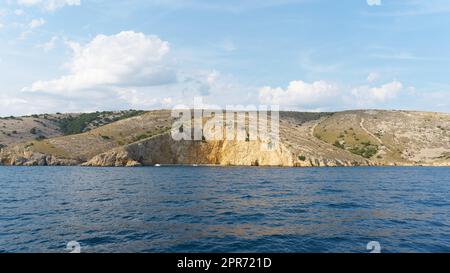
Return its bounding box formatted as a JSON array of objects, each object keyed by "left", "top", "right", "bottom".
[
  {"left": 0, "top": 113, "right": 71, "bottom": 148},
  {"left": 0, "top": 110, "right": 146, "bottom": 149},
  {"left": 1, "top": 109, "right": 449, "bottom": 167}
]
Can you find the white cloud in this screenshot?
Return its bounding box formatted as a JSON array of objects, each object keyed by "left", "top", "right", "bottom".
[
  {"left": 29, "top": 18, "right": 45, "bottom": 28},
  {"left": 37, "top": 36, "right": 58, "bottom": 51},
  {"left": 367, "top": 72, "right": 379, "bottom": 83},
  {"left": 18, "top": 18, "right": 45, "bottom": 39},
  {"left": 352, "top": 80, "right": 403, "bottom": 103},
  {"left": 17, "top": 0, "right": 81, "bottom": 11},
  {"left": 25, "top": 31, "right": 175, "bottom": 93},
  {"left": 0, "top": 95, "right": 28, "bottom": 108},
  {"left": 257, "top": 78, "right": 407, "bottom": 110},
  {"left": 259, "top": 80, "right": 338, "bottom": 108},
  {"left": 367, "top": 0, "right": 381, "bottom": 6},
  {"left": 16, "top": 31, "right": 255, "bottom": 114}
]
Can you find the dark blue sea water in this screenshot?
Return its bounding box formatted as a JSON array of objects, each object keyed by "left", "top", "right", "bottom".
[{"left": 0, "top": 166, "right": 449, "bottom": 253}]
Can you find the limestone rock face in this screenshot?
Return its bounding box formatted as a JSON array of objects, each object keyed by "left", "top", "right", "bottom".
[
  {"left": 81, "top": 149, "right": 139, "bottom": 167},
  {"left": 82, "top": 133, "right": 386, "bottom": 167},
  {"left": 84, "top": 134, "right": 295, "bottom": 167},
  {"left": 0, "top": 148, "right": 79, "bottom": 166}
]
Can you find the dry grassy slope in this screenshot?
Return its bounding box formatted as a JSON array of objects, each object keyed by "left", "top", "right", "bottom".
[
  {"left": 313, "top": 110, "right": 450, "bottom": 165},
  {"left": 22, "top": 110, "right": 173, "bottom": 161},
  {"left": 279, "top": 112, "right": 373, "bottom": 166},
  {"left": 0, "top": 113, "right": 73, "bottom": 147},
  {"left": 0, "top": 110, "right": 148, "bottom": 149}
]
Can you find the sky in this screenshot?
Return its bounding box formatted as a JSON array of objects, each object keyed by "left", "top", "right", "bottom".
[{"left": 0, "top": 0, "right": 450, "bottom": 116}]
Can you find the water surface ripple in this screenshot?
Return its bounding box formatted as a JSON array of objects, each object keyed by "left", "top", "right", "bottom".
[{"left": 0, "top": 166, "right": 449, "bottom": 253}]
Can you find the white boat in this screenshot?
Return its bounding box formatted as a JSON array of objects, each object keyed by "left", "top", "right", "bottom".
[{"left": 154, "top": 164, "right": 161, "bottom": 167}]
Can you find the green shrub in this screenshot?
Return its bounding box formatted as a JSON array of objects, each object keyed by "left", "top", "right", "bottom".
[
  {"left": 333, "top": 140, "right": 345, "bottom": 149},
  {"left": 58, "top": 113, "right": 103, "bottom": 135},
  {"left": 298, "top": 155, "right": 306, "bottom": 161},
  {"left": 349, "top": 144, "right": 378, "bottom": 159},
  {"left": 135, "top": 134, "right": 150, "bottom": 141},
  {"left": 361, "top": 141, "right": 372, "bottom": 147},
  {"left": 58, "top": 110, "right": 145, "bottom": 135}
]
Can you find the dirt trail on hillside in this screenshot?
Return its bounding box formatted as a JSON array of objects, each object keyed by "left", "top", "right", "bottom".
[{"left": 360, "top": 118, "right": 392, "bottom": 152}]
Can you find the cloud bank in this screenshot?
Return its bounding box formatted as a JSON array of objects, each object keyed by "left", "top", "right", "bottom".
[
  {"left": 26, "top": 31, "right": 175, "bottom": 93},
  {"left": 352, "top": 81, "right": 403, "bottom": 103},
  {"left": 259, "top": 80, "right": 338, "bottom": 108}
]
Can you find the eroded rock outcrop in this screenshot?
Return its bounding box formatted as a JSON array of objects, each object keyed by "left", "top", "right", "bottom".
[
  {"left": 82, "top": 132, "right": 386, "bottom": 167},
  {"left": 83, "top": 133, "right": 295, "bottom": 167},
  {"left": 0, "top": 147, "right": 79, "bottom": 166}
]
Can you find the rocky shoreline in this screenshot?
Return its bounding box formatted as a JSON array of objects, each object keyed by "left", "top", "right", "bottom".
[
  {"left": 1, "top": 110, "right": 450, "bottom": 168},
  {"left": 2, "top": 147, "right": 449, "bottom": 167}
]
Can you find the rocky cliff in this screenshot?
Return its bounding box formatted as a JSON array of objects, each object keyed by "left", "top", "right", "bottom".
[
  {"left": 1, "top": 110, "right": 449, "bottom": 167},
  {"left": 82, "top": 133, "right": 295, "bottom": 167}
]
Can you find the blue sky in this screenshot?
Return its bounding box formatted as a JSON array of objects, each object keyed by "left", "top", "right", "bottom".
[{"left": 0, "top": 0, "right": 449, "bottom": 115}]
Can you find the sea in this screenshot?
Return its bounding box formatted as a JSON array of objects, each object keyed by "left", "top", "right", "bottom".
[{"left": 0, "top": 166, "right": 449, "bottom": 253}]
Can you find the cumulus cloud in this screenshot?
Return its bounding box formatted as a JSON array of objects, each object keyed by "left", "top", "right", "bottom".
[
  {"left": 259, "top": 80, "right": 338, "bottom": 108},
  {"left": 29, "top": 18, "right": 45, "bottom": 28},
  {"left": 367, "top": 0, "right": 381, "bottom": 6},
  {"left": 17, "top": 0, "right": 81, "bottom": 11},
  {"left": 352, "top": 80, "right": 403, "bottom": 103},
  {"left": 257, "top": 78, "right": 407, "bottom": 110},
  {"left": 18, "top": 31, "right": 256, "bottom": 114},
  {"left": 25, "top": 31, "right": 176, "bottom": 93}
]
